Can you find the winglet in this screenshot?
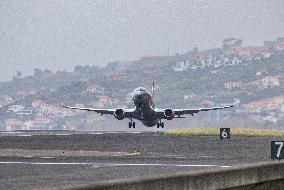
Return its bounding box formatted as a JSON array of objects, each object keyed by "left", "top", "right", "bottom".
[{"left": 62, "top": 102, "right": 68, "bottom": 108}]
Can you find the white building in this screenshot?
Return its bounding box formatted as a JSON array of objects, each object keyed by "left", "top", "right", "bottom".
[
  {"left": 7, "top": 105, "right": 25, "bottom": 113},
  {"left": 173, "top": 61, "right": 189, "bottom": 71},
  {"left": 261, "top": 76, "right": 280, "bottom": 87}
]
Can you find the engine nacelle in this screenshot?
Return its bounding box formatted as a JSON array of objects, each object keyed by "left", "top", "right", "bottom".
[
  {"left": 164, "top": 108, "right": 175, "bottom": 120},
  {"left": 114, "top": 109, "right": 124, "bottom": 120}
]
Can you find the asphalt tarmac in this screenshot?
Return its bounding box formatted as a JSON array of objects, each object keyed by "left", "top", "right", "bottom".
[{"left": 0, "top": 130, "right": 280, "bottom": 190}]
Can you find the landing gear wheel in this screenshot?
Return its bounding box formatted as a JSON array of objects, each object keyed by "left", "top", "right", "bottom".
[
  {"left": 161, "top": 122, "right": 164, "bottom": 128},
  {"left": 156, "top": 123, "right": 160, "bottom": 128},
  {"left": 129, "top": 121, "right": 136, "bottom": 128}
]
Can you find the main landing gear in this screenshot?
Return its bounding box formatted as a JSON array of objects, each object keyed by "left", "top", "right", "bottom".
[
  {"left": 129, "top": 118, "right": 136, "bottom": 128},
  {"left": 156, "top": 121, "right": 164, "bottom": 128}
]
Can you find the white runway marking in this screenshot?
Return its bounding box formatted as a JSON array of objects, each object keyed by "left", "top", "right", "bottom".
[
  {"left": 1, "top": 131, "right": 24, "bottom": 134},
  {"left": 17, "top": 135, "right": 32, "bottom": 137},
  {"left": 0, "top": 161, "right": 92, "bottom": 165},
  {"left": 0, "top": 161, "right": 231, "bottom": 168},
  {"left": 40, "top": 157, "right": 54, "bottom": 159},
  {"left": 112, "top": 163, "right": 231, "bottom": 167},
  {"left": 198, "top": 156, "right": 214, "bottom": 158},
  {"left": 55, "top": 134, "right": 70, "bottom": 136},
  {"left": 92, "top": 133, "right": 103, "bottom": 135}
]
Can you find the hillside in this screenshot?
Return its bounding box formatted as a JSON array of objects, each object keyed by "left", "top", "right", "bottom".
[{"left": 0, "top": 39, "right": 284, "bottom": 130}]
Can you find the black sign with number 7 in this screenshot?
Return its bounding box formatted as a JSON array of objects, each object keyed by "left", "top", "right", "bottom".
[{"left": 271, "top": 141, "right": 284, "bottom": 160}]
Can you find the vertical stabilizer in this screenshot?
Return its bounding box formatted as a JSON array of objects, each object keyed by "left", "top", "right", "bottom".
[{"left": 151, "top": 82, "right": 155, "bottom": 108}]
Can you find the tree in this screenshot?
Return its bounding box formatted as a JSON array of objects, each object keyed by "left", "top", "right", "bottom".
[
  {"left": 16, "top": 71, "right": 22, "bottom": 78},
  {"left": 222, "top": 38, "right": 242, "bottom": 50},
  {"left": 34, "top": 68, "right": 42, "bottom": 77}
]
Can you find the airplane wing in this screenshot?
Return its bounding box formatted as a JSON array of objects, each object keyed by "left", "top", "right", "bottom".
[
  {"left": 64, "top": 105, "right": 135, "bottom": 117},
  {"left": 155, "top": 105, "right": 234, "bottom": 118}
]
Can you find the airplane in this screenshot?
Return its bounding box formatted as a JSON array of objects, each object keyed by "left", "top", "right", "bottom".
[{"left": 64, "top": 82, "right": 234, "bottom": 128}]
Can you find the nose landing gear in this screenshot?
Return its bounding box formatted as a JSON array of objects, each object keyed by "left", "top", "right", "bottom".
[
  {"left": 156, "top": 121, "right": 164, "bottom": 128},
  {"left": 129, "top": 118, "right": 136, "bottom": 128},
  {"left": 129, "top": 122, "right": 136, "bottom": 128}
]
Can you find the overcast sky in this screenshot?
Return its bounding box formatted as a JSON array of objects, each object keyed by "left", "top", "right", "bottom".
[{"left": 0, "top": 0, "right": 283, "bottom": 82}]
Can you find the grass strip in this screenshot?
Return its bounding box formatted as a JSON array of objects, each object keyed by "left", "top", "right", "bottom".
[{"left": 167, "top": 128, "right": 284, "bottom": 137}]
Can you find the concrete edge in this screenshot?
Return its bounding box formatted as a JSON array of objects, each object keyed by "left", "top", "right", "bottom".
[{"left": 58, "top": 161, "right": 284, "bottom": 190}]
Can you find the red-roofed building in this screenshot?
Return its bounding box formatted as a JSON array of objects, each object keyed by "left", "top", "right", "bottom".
[
  {"left": 245, "top": 96, "right": 284, "bottom": 113},
  {"left": 32, "top": 99, "right": 47, "bottom": 108},
  {"left": 201, "top": 99, "right": 215, "bottom": 107},
  {"left": 275, "top": 41, "right": 284, "bottom": 51},
  {"left": 273, "top": 96, "right": 284, "bottom": 105},
  {"left": 99, "top": 96, "right": 111, "bottom": 106},
  {"left": 229, "top": 47, "right": 269, "bottom": 56}
]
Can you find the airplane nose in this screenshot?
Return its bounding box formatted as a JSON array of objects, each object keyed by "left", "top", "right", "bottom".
[{"left": 133, "top": 94, "right": 143, "bottom": 104}]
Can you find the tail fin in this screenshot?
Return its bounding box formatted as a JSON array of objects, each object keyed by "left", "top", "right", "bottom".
[{"left": 151, "top": 82, "right": 155, "bottom": 108}]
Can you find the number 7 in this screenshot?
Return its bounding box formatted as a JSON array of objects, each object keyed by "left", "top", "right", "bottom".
[{"left": 275, "top": 142, "right": 283, "bottom": 158}]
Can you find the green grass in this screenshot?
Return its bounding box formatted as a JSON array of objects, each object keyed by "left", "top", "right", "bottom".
[{"left": 167, "top": 128, "right": 284, "bottom": 137}]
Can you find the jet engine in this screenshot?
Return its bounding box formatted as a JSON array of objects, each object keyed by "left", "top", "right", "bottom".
[
  {"left": 164, "top": 108, "right": 175, "bottom": 120},
  {"left": 114, "top": 109, "right": 124, "bottom": 120}
]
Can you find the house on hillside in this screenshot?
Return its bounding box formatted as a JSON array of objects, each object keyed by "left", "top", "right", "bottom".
[
  {"left": 24, "top": 117, "right": 51, "bottom": 130},
  {"left": 104, "top": 72, "right": 126, "bottom": 80},
  {"left": 224, "top": 82, "right": 241, "bottom": 90},
  {"left": 2, "top": 95, "right": 13, "bottom": 102},
  {"left": 244, "top": 99, "right": 273, "bottom": 113},
  {"left": 96, "top": 96, "right": 112, "bottom": 108},
  {"left": 86, "top": 83, "right": 104, "bottom": 93},
  {"left": 32, "top": 99, "right": 47, "bottom": 108},
  {"left": 273, "top": 96, "right": 284, "bottom": 105},
  {"left": 229, "top": 47, "right": 269, "bottom": 56},
  {"left": 65, "top": 120, "right": 81, "bottom": 130},
  {"left": 245, "top": 96, "right": 284, "bottom": 113},
  {"left": 173, "top": 61, "right": 189, "bottom": 71},
  {"left": 0, "top": 95, "right": 15, "bottom": 107},
  {"left": 125, "top": 92, "right": 133, "bottom": 103},
  {"left": 275, "top": 41, "right": 284, "bottom": 51},
  {"left": 143, "top": 64, "right": 155, "bottom": 70},
  {"left": 17, "top": 89, "right": 39, "bottom": 97},
  {"left": 7, "top": 105, "right": 25, "bottom": 113},
  {"left": 5, "top": 118, "right": 25, "bottom": 131},
  {"left": 201, "top": 99, "right": 215, "bottom": 107},
  {"left": 260, "top": 76, "right": 280, "bottom": 87},
  {"left": 6, "top": 104, "right": 33, "bottom": 115}
]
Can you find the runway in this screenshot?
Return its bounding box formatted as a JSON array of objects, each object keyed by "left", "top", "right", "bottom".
[{"left": 0, "top": 130, "right": 278, "bottom": 190}]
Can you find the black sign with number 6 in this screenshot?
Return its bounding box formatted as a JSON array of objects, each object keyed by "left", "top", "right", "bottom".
[
  {"left": 271, "top": 141, "right": 284, "bottom": 160},
  {"left": 220, "top": 128, "right": 230, "bottom": 140}
]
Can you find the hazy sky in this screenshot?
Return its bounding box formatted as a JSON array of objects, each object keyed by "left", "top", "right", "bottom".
[{"left": 0, "top": 0, "right": 283, "bottom": 82}]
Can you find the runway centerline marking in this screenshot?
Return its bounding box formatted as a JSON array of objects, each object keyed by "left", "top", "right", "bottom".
[
  {"left": 0, "top": 161, "right": 231, "bottom": 168},
  {"left": 0, "top": 161, "right": 93, "bottom": 165},
  {"left": 17, "top": 135, "right": 32, "bottom": 137},
  {"left": 111, "top": 163, "right": 231, "bottom": 167}
]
